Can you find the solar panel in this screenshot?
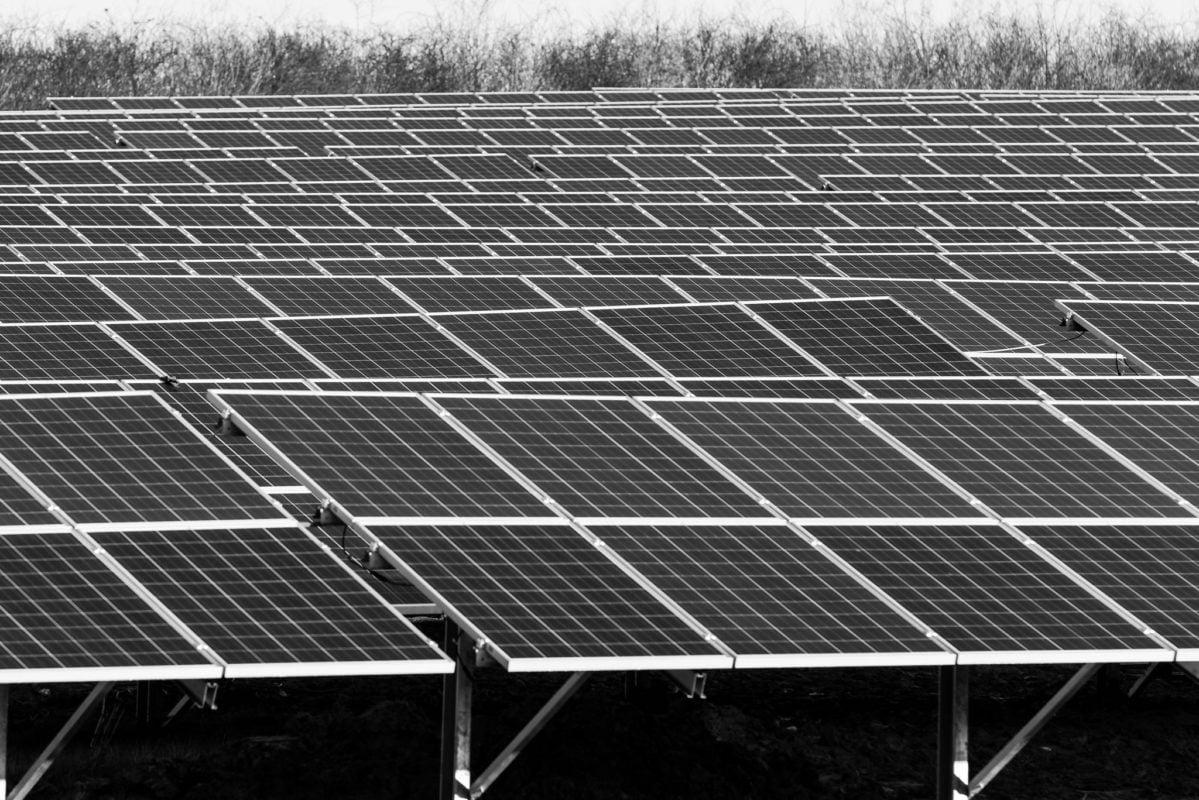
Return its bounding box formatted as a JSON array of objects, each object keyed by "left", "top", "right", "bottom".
[
  {"left": 495, "top": 377, "right": 680, "bottom": 395},
  {"left": 385, "top": 277, "right": 552, "bottom": 312},
  {"left": 269, "top": 314, "right": 494, "bottom": 379},
  {"left": 806, "top": 524, "right": 1154, "bottom": 658},
  {"left": 107, "top": 319, "right": 329, "bottom": 379},
  {"left": 97, "top": 276, "right": 279, "bottom": 319},
  {"left": 1056, "top": 299, "right": 1199, "bottom": 372},
  {"left": 594, "top": 524, "right": 947, "bottom": 665},
  {"left": 431, "top": 309, "right": 659, "bottom": 378},
  {"left": 648, "top": 398, "right": 983, "bottom": 521},
  {"left": 1017, "top": 524, "right": 1199, "bottom": 653},
  {"left": 849, "top": 400, "right": 1194, "bottom": 522},
  {"left": 590, "top": 303, "right": 825, "bottom": 377},
  {"left": 529, "top": 276, "right": 686, "bottom": 307},
  {"left": 807, "top": 278, "right": 1024, "bottom": 351},
  {"left": 434, "top": 394, "right": 773, "bottom": 521},
  {"left": 0, "top": 322, "right": 152, "bottom": 380},
  {"left": 367, "top": 522, "right": 727, "bottom": 669},
  {"left": 0, "top": 534, "right": 217, "bottom": 680},
  {"left": 239, "top": 276, "right": 412, "bottom": 315},
  {"left": 210, "top": 390, "right": 552, "bottom": 521},
  {"left": 1051, "top": 402, "right": 1199, "bottom": 507},
  {"left": 0, "top": 392, "right": 288, "bottom": 527},
  {"left": 1029, "top": 376, "right": 1199, "bottom": 400},
  {"left": 946, "top": 281, "right": 1111, "bottom": 354},
  {"left": 667, "top": 276, "right": 818, "bottom": 303},
  {"left": 93, "top": 527, "right": 448, "bottom": 676},
  {"left": 748, "top": 298, "right": 986, "bottom": 376},
  {"left": 0, "top": 276, "right": 133, "bottom": 322},
  {"left": 853, "top": 376, "right": 1041, "bottom": 400}
]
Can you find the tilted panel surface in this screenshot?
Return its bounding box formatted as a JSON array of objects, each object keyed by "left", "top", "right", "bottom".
[
  {"left": 0, "top": 393, "right": 287, "bottom": 526},
  {"left": 435, "top": 395, "right": 772, "bottom": 520},
  {"left": 93, "top": 527, "right": 447, "bottom": 672},
  {"left": 647, "top": 399, "right": 983, "bottom": 520},
  {"left": 213, "top": 391, "right": 549, "bottom": 519},
  {"left": 852, "top": 401, "right": 1192, "bottom": 521}
]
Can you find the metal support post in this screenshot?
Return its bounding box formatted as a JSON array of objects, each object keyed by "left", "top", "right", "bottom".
[
  {"left": 439, "top": 621, "right": 458, "bottom": 800},
  {"left": 9, "top": 681, "right": 115, "bottom": 800},
  {"left": 452, "top": 636, "right": 473, "bottom": 800},
  {"left": 0, "top": 685, "right": 8, "bottom": 798},
  {"left": 472, "top": 672, "right": 590, "bottom": 798},
  {"left": 936, "top": 665, "right": 969, "bottom": 800},
  {"left": 134, "top": 681, "right": 153, "bottom": 731},
  {"left": 440, "top": 621, "right": 473, "bottom": 800},
  {"left": 969, "top": 663, "right": 1099, "bottom": 797},
  {"left": 1127, "top": 662, "right": 1168, "bottom": 699}
]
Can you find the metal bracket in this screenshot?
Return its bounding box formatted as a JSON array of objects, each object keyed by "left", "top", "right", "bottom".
[{"left": 663, "top": 669, "right": 707, "bottom": 699}]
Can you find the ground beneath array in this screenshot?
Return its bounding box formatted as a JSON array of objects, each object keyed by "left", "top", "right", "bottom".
[{"left": 11, "top": 662, "right": 1199, "bottom": 799}]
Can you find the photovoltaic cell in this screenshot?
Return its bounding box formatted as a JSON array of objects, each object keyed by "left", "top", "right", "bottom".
[
  {"left": 1057, "top": 300, "right": 1199, "bottom": 371},
  {"left": 213, "top": 391, "right": 549, "bottom": 519},
  {"left": 385, "top": 277, "right": 552, "bottom": 313},
  {"left": 530, "top": 276, "right": 687, "bottom": 307},
  {"left": 434, "top": 309, "right": 659, "bottom": 378},
  {"left": 0, "top": 323, "right": 151, "bottom": 380},
  {"left": 93, "top": 527, "right": 445, "bottom": 672},
  {"left": 436, "top": 395, "right": 772, "bottom": 520},
  {"left": 1055, "top": 403, "right": 1199, "bottom": 506},
  {"left": 370, "top": 522, "right": 724, "bottom": 666},
  {"left": 596, "top": 524, "right": 943, "bottom": 661},
  {"left": 807, "top": 278, "right": 1023, "bottom": 351},
  {"left": 852, "top": 401, "right": 1192, "bottom": 521},
  {"left": 269, "top": 315, "right": 493, "bottom": 379},
  {"left": 98, "top": 277, "right": 278, "bottom": 320},
  {"left": 0, "top": 276, "right": 133, "bottom": 322},
  {"left": 1019, "top": 524, "right": 1199, "bottom": 650},
  {"left": 0, "top": 534, "right": 212, "bottom": 676},
  {"left": 590, "top": 303, "right": 825, "bottom": 377},
  {"left": 0, "top": 393, "right": 285, "bottom": 526},
  {"left": 109, "top": 319, "right": 327, "bottom": 380},
  {"left": 811, "top": 524, "right": 1150, "bottom": 655},
  {"left": 751, "top": 298, "right": 986, "bottom": 376},
  {"left": 1029, "top": 376, "right": 1199, "bottom": 401},
  {"left": 649, "top": 398, "right": 982, "bottom": 520}
]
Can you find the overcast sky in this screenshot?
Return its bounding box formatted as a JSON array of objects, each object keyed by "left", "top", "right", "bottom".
[{"left": 4, "top": 0, "right": 1195, "bottom": 33}]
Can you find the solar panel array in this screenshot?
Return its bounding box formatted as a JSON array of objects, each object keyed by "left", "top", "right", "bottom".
[{"left": 3, "top": 87, "right": 1199, "bottom": 676}]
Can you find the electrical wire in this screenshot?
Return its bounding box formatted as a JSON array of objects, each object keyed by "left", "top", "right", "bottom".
[{"left": 975, "top": 331, "right": 1087, "bottom": 354}]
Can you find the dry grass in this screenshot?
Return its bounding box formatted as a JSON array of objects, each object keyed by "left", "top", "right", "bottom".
[{"left": 0, "top": 8, "right": 1195, "bottom": 107}]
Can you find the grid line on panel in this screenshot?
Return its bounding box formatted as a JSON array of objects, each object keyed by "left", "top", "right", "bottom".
[
  {"left": 213, "top": 391, "right": 550, "bottom": 520},
  {"left": 93, "top": 528, "right": 445, "bottom": 670},
  {"left": 589, "top": 303, "right": 826, "bottom": 378},
  {"left": 0, "top": 393, "right": 286, "bottom": 527},
  {"left": 807, "top": 524, "right": 1153, "bottom": 655},
  {"left": 851, "top": 401, "right": 1194, "bottom": 521},
  {"left": 1058, "top": 300, "right": 1199, "bottom": 373},
  {"left": 647, "top": 399, "right": 984, "bottom": 520},
  {"left": 421, "top": 392, "right": 773, "bottom": 521},
  {"left": 368, "top": 523, "right": 722, "bottom": 665},
  {"left": 592, "top": 524, "right": 945, "bottom": 660},
  {"left": 749, "top": 298, "right": 986, "bottom": 376},
  {"left": 0, "top": 533, "right": 213, "bottom": 675}
]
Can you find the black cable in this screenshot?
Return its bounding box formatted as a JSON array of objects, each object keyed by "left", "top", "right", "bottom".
[{"left": 980, "top": 330, "right": 1088, "bottom": 354}]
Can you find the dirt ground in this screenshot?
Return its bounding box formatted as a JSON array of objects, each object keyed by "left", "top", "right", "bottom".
[{"left": 10, "top": 656, "right": 1199, "bottom": 800}]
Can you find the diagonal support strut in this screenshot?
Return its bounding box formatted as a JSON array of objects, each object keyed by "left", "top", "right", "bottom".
[
  {"left": 471, "top": 671, "right": 591, "bottom": 799},
  {"left": 969, "top": 663, "right": 1100, "bottom": 797},
  {"left": 8, "top": 681, "right": 115, "bottom": 800}
]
